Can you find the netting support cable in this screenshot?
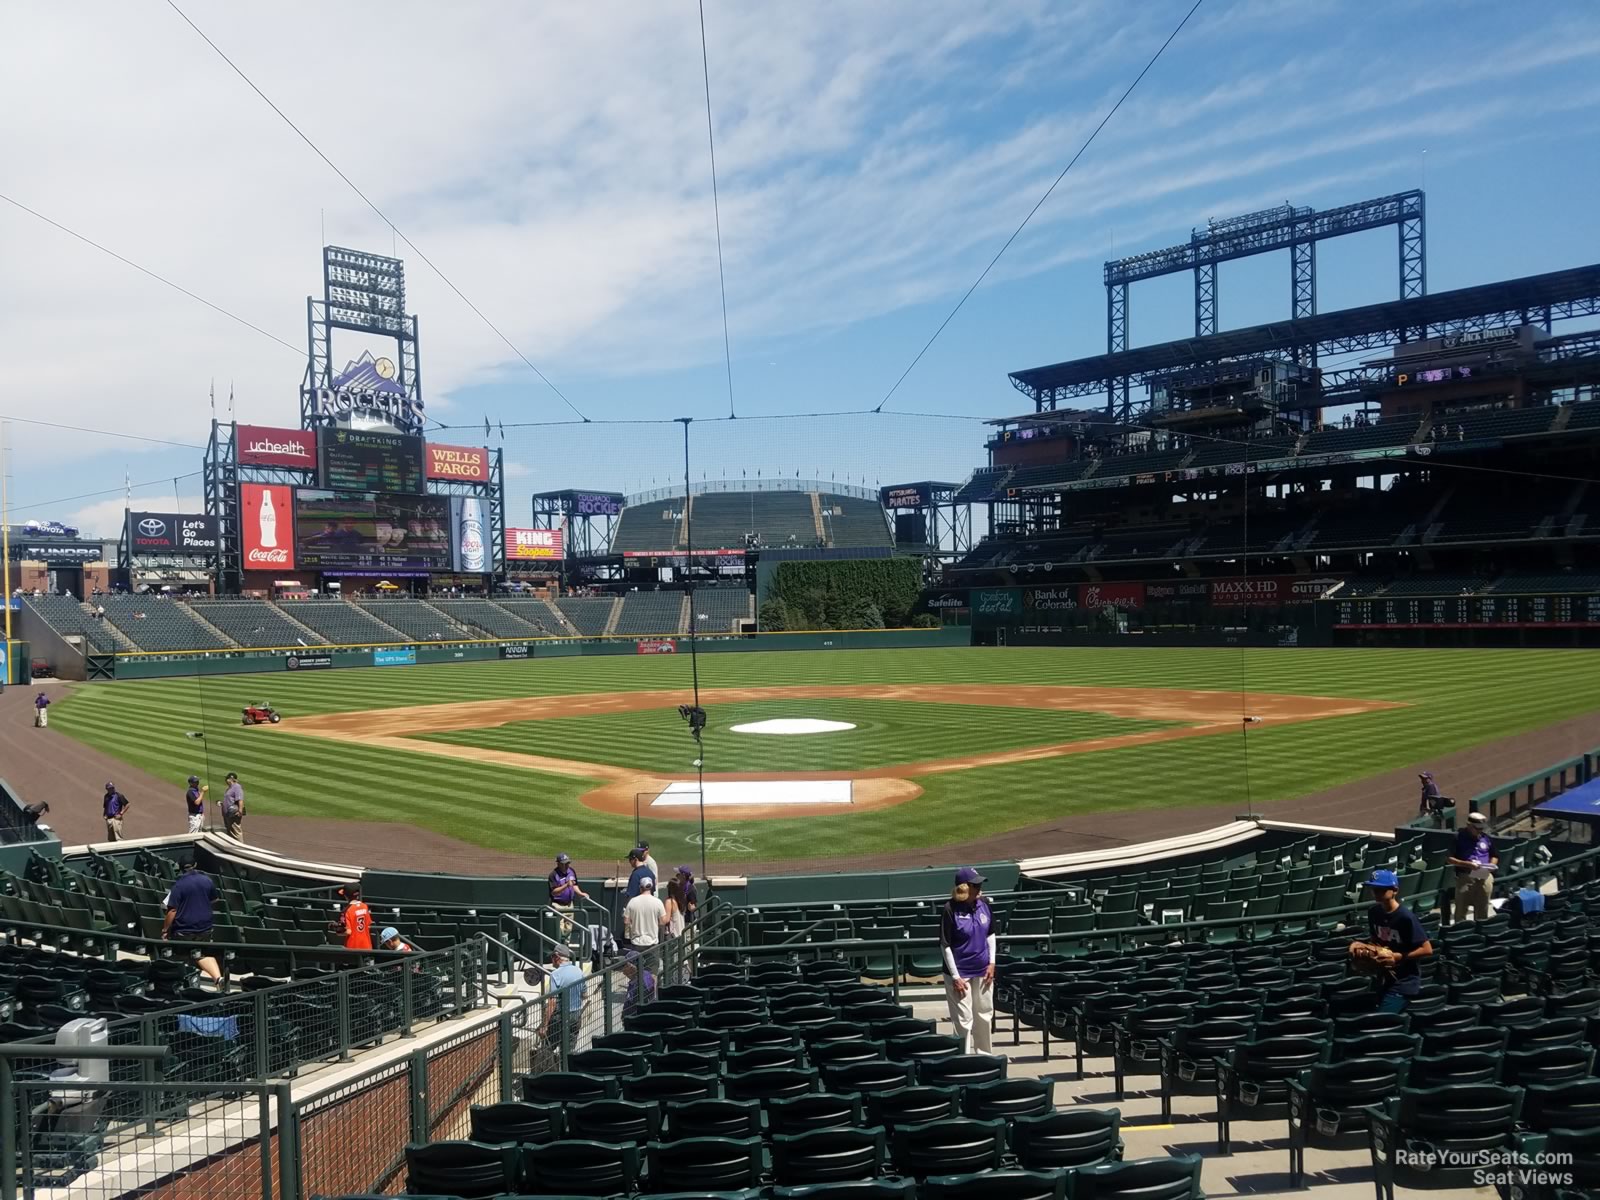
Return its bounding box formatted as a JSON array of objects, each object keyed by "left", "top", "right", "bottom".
[
  {"left": 678, "top": 417, "right": 708, "bottom": 877},
  {"left": 697, "top": 0, "right": 736, "bottom": 420}
]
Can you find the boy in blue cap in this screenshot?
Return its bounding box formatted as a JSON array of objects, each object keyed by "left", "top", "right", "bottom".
[{"left": 1349, "top": 868, "right": 1432, "bottom": 1013}]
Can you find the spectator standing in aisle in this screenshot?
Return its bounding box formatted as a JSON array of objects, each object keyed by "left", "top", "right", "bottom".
[
  {"left": 624, "top": 848, "right": 655, "bottom": 899},
  {"left": 640, "top": 841, "right": 659, "bottom": 880},
  {"left": 33, "top": 692, "right": 48, "bottom": 728},
  {"left": 221, "top": 773, "right": 245, "bottom": 841},
  {"left": 338, "top": 885, "right": 373, "bottom": 950},
  {"left": 676, "top": 866, "right": 699, "bottom": 924},
  {"left": 623, "top": 877, "right": 665, "bottom": 954},
  {"left": 1448, "top": 812, "right": 1498, "bottom": 923},
  {"left": 548, "top": 853, "right": 589, "bottom": 942},
  {"left": 621, "top": 954, "right": 657, "bottom": 1018},
  {"left": 161, "top": 860, "right": 223, "bottom": 985},
  {"left": 184, "top": 775, "right": 207, "bottom": 835},
  {"left": 662, "top": 877, "right": 687, "bottom": 941},
  {"left": 939, "top": 867, "right": 996, "bottom": 1055},
  {"left": 542, "top": 945, "right": 587, "bottom": 1063},
  {"left": 1348, "top": 869, "right": 1433, "bottom": 1013},
  {"left": 102, "top": 783, "right": 130, "bottom": 842}
]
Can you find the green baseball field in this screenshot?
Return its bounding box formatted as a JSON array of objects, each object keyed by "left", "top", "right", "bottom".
[{"left": 48, "top": 647, "right": 1600, "bottom": 862}]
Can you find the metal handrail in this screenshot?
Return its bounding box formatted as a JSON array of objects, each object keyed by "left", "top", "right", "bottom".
[{"left": 499, "top": 913, "right": 580, "bottom": 962}]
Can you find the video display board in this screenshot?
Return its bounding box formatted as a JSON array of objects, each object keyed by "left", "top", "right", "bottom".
[
  {"left": 318, "top": 428, "right": 425, "bottom": 494},
  {"left": 292, "top": 489, "right": 450, "bottom": 571}
]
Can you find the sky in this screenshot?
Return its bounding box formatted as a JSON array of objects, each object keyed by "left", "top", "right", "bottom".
[{"left": 1, "top": 0, "right": 1598, "bottom": 536}]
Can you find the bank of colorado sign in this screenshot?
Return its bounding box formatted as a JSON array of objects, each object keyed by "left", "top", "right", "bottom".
[{"left": 425, "top": 443, "right": 489, "bottom": 482}]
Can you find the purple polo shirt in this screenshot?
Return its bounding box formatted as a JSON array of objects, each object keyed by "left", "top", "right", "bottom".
[
  {"left": 940, "top": 898, "right": 994, "bottom": 978},
  {"left": 103, "top": 791, "right": 127, "bottom": 819},
  {"left": 549, "top": 867, "right": 578, "bottom": 903},
  {"left": 222, "top": 783, "right": 243, "bottom": 816}
]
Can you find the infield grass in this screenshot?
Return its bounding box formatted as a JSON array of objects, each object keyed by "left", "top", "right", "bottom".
[
  {"left": 49, "top": 647, "right": 1600, "bottom": 861},
  {"left": 413, "top": 698, "right": 1179, "bottom": 773}
]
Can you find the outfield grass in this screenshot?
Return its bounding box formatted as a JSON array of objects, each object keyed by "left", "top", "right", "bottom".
[
  {"left": 49, "top": 647, "right": 1600, "bottom": 861},
  {"left": 413, "top": 698, "right": 1178, "bottom": 773}
]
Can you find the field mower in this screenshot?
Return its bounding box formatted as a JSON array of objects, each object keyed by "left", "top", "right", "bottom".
[{"left": 241, "top": 703, "right": 281, "bottom": 726}]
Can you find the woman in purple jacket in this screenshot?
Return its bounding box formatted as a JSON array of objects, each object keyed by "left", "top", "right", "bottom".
[{"left": 939, "top": 867, "right": 997, "bottom": 1054}]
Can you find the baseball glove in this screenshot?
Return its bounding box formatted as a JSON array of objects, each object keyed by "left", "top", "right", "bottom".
[{"left": 1347, "top": 942, "right": 1391, "bottom": 976}]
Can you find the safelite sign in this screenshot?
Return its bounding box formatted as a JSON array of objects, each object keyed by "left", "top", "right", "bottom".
[{"left": 240, "top": 483, "right": 295, "bottom": 570}]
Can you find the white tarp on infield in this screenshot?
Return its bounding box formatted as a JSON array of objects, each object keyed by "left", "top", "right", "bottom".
[
  {"left": 729, "top": 718, "right": 857, "bottom": 735},
  {"left": 650, "top": 780, "right": 854, "bottom": 807}
]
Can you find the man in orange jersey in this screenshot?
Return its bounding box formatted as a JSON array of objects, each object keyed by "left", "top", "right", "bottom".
[{"left": 337, "top": 884, "right": 373, "bottom": 950}]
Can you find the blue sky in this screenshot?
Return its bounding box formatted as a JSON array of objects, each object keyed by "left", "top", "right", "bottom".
[{"left": 2, "top": 0, "right": 1597, "bottom": 534}]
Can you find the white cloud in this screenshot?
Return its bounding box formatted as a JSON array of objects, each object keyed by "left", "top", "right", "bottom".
[
  {"left": 68, "top": 494, "right": 208, "bottom": 540},
  {"left": 0, "top": 0, "right": 1595, "bottom": 486}
]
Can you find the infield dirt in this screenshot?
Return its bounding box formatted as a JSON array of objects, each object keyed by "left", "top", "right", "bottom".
[{"left": 275, "top": 684, "right": 1402, "bottom": 821}]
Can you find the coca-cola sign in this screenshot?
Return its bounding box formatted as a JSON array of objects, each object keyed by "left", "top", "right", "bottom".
[
  {"left": 239, "top": 483, "right": 296, "bottom": 570},
  {"left": 237, "top": 424, "right": 317, "bottom": 469}
]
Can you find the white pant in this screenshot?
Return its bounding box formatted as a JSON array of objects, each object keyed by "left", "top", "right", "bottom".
[
  {"left": 944, "top": 975, "right": 994, "bottom": 1054},
  {"left": 188, "top": 814, "right": 204, "bottom": 834},
  {"left": 34, "top": 710, "right": 47, "bottom": 727}
]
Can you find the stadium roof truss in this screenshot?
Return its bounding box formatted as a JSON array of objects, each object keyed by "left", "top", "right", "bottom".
[{"left": 1014, "top": 262, "right": 1600, "bottom": 416}]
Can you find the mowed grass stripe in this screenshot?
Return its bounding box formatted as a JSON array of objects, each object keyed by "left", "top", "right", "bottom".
[
  {"left": 416, "top": 699, "right": 1176, "bottom": 773},
  {"left": 50, "top": 648, "right": 1600, "bottom": 861}
]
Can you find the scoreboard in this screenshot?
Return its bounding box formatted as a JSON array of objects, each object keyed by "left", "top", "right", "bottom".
[
  {"left": 319, "top": 428, "right": 426, "bottom": 494},
  {"left": 1332, "top": 594, "right": 1600, "bottom": 628}
]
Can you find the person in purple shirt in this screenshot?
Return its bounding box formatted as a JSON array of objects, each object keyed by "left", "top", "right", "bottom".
[
  {"left": 939, "top": 866, "right": 997, "bottom": 1054},
  {"left": 102, "top": 783, "right": 131, "bottom": 842},
  {"left": 33, "top": 692, "right": 49, "bottom": 728},
  {"left": 1447, "top": 811, "right": 1498, "bottom": 923},
  {"left": 548, "top": 853, "right": 589, "bottom": 942}
]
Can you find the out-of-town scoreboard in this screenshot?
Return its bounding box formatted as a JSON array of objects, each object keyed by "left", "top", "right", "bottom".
[{"left": 1332, "top": 594, "right": 1600, "bottom": 628}]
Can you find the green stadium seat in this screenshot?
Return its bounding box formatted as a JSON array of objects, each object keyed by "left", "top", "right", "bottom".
[
  {"left": 767, "top": 1092, "right": 864, "bottom": 1136},
  {"left": 863, "top": 1084, "right": 960, "bottom": 1129},
  {"left": 889, "top": 1116, "right": 1006, "bottom": 1178},
  {"left": 1009, "top": 1107, "right": 1121, "bottom": 1172},
  {"left": 624, "top": 1072, "right": 721, "bottom": 1104},
  {"left": 722, "top": 1066, "right": 819, "bottom": 1103},
  {"left": 519, "top": 1139, "right": 641, "bottom": 1198},
  {"left": 770, "top": 1125, "right": 887, "bottom": 1186},
  {"left": 1368, "top": 1083, "right": 1524, "bottom": 1198},
  {"left": 662, "top": 1097, "right": 762, "bottom": 1141},
  {"left": 520, "top": 1072, "right": 618, "bottom": 1105},
  {"left": 921, "top": 1168, "right": 1067, "bottom": 1200},
  {"left": 403, "top": 1140, "right": 516, "bottom": 1198},
  {"left": 467, "top": 1101, "right": 562, "bottom": 1144},
  {"left": 915, "top": 1052, "right": 1006, "bottom": 1088},
  {"left": 645, "top": 1135, "right": 763, "bottom": 1193},
  {"left": 1069, "top": 1154, "right": 1204, "bottom": 1199},
  {"left": 563, "top": 1098, "right": 661, "bottom": 1144},
  {"left": 961, "top": 1079, "right": 1059, "bottom": 1126},
  {"left": 772, "top": 1179, "right": 915, "bottom": 1199},
  {"left": 1214, "top": 1036, "right": 1332, "bottom": 1154}
]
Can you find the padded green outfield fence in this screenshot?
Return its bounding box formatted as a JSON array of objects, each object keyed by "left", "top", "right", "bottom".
[{"left": 105, "top": 625, "right": 970, "bottom": 679}]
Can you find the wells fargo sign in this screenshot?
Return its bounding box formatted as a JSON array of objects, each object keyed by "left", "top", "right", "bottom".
[{"left": 425, "top": 443, "right": 489, "bottom": 482}]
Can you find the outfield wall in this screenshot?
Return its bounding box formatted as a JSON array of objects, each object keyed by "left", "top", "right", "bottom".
[{"left": 104, "top": 625, "right": 971, "bottom": 680}]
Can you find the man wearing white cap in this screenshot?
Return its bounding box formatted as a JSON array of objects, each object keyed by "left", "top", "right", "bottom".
[{"left": 1447, "top": 812, "right": 1498, "bottom": 923}]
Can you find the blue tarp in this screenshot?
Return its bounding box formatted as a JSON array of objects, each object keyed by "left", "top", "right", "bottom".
[{"left": 1533, "top": 777, "right": 1600, "bottom": 820}]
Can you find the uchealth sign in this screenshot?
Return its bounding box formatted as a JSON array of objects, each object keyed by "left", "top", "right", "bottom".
[
  {"left": 1210, "top": 575, "right": 1342, "bottom": 605},
  {"left": 240, "top": 483, "right": 295, "bottom": 570},
  {"left": 425, "top": 443, "right": 489, "bottom": 482},
  {"left": 237, "top": 424, "right": 317, "bottom": 469}
]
